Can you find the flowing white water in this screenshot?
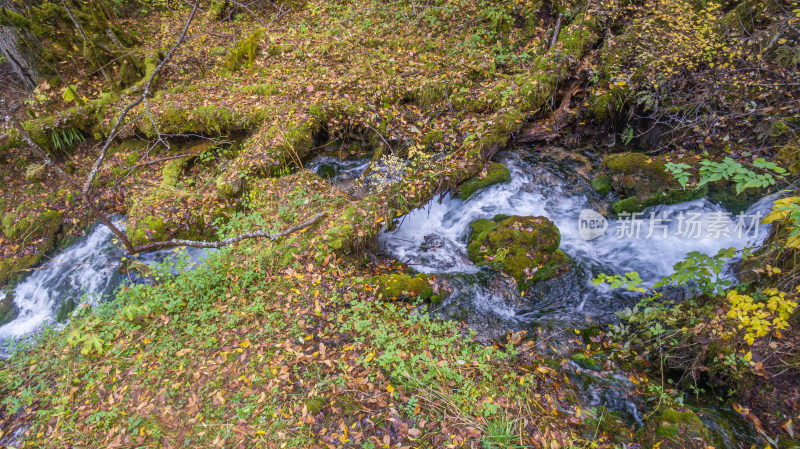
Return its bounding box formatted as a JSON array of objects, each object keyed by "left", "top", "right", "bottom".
[
  {"left": 379, "top": 149, "right": 775, "bottom": 328},
  {"left": 0, "top": 220, "right": 209, "bottom": 353},
  {"left": 306, "top": 156, "right": 371, "bottom": 180}
]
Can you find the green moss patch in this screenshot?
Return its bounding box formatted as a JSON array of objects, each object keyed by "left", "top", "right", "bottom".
[
  {"left": 467, "top": 215, "right": 571, "bottom": 292},
  {"left": 460, "top": 162, "right": 511, "bottom": 201},
  {"left": 591, "top": 176, "right": 612, "bottom": 196},
  {"left": 636, "top": 408, "right": 713, "bottom": 449},
  {"left": 224, "top": 29, "right": 263, "bottom": 72},
  {"left": 126, "top": 185, "right": 227, "bottom": 246},
  {"left": 2, "top": 209, "right": 62, "bottom": 240},
  {"left": 571, "top": 353, "right": 603, "bottom": 371},
  {"left": 369, "top": 273, "right": 447, "bottom": 303}
]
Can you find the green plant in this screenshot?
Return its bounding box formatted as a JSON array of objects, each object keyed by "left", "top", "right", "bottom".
[
  {"left": 481, "top": 415, "right": 516, "bottom": 448},
  {"left": 593, "top": 271, "right": 648, "bottom": 293},
  {"left": 621, "top": 125, "right": 634, "bottom": 145},
  {"left": 697, "top": 157, "right": 786, "bottom": 194},
  {"left": 762, "top": 195, "right": 800, "bottom": 248},
  {"left": 50, "top": 127, "right": 84, "bottom": 152},
  {"left": 654, "top": 247, "right": 737, "bottom": 295},
  {"left": 665, "top": 162, "right": 692, "bottom": 189}
]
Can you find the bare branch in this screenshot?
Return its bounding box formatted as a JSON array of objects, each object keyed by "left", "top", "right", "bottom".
[
  {"left": 2, "top": 99, "right": 136, "bottom": 252},
  {"left": 130, "top": 212, "right": 328, "bottom": 253},
  {"left": 82, "top": 0, "right": 200, "bottom": 196},
  {"left": 549, "top": 13, "right": 563, "bottom": 49}
]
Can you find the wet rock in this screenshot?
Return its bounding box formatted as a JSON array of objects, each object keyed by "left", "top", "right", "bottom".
[
  {"left": 421, "top": 233, "right": 444, "bottom": 250},
  {"left": 317, "top": 164, "right": 337, "bottom": 179},
  {"left": 467, "top": 215, "right": 571, "bottom": 292},
  {"left": 55, "top": 297, "right": 77, "bottom": 323},
  {"left": 707, "top": 181, "right": 764, "bottom": 214}
]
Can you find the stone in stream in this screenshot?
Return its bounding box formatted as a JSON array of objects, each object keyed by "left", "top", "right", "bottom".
[
  {"left": 467, "top": 215, "right": 571, "bottom": 293},
  {"left": 421, "top": 233, "right": 444, "bottom": 250},
  {"left": 594, "top": 152, "right": 764, "bottom": 215}
]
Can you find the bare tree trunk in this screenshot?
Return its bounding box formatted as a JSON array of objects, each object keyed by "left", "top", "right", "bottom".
[{"left": 0, "top": 0, "right": 41, "bottom": 89}]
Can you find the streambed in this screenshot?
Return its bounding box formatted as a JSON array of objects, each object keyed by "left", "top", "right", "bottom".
[{"left": 379, "top": 147, "right": 774, "bottom": 332}]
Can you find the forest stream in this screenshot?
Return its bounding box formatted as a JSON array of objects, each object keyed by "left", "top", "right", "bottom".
[{"left": 0, "top": 146, "right": 774, "bottom": 447}]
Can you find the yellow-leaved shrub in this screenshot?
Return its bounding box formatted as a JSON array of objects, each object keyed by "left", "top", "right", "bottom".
[{"left": 726, "top": 288, "right": 798, "bottom": 345}]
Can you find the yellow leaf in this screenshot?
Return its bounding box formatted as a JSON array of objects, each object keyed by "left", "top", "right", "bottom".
[
  {"left": 744, "top": 351, "right": 752, "bottom": 361},
  {"left": 240, "top": 339, "right": 251, "bottom": 348},
  {"left": 387, "top": 384, "right": 394, "bottom": 394}
]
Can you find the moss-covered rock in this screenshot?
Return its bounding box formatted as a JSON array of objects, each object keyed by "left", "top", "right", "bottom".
[
  {"left": 460, "top": 162, "right": 511, "bottom": 201},
  {"left": 636, "top": 408, "right": 714, "bottom": 449},
  {"left": 370, "top": 273, "right": 446, "bottom": 303},
  {"left": 2, "top": 209, "right": 62, "bottom": 240},
  {"left": 0, "top": 292, "right": 19, "bottom": 326},
  {"left": 600, "top": 152, "right": 706, "bottom": 214},
  {"left": 467, "top": 215, "right": 571, "bottom": 292},
  {"left": 224, "top": 29, "right": 263, "bottom": 72},
  {"left": 611, "top": 188, "right": 708, "bottom": 214},
  {"left": 128, "top": 215, "right": 169, "bottom": 246},
  {"left": 215, "top": 172, "right": 244, "bottom": 197},
  {"left": 126, "top": 186, "right": 223, "bottom": 246},
  {"left": 161, "top": 159, "right": 185, "bottom": 187},
  {"left": 0, "top": 209, "right": 62, "bottom": 286},
  {"left": 591, "top": 176, "right": 612, "bottom": 196}
]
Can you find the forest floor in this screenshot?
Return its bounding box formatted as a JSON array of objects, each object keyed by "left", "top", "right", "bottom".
[{"left": 0, "top": 0, "right": 798, "bottom": 447}]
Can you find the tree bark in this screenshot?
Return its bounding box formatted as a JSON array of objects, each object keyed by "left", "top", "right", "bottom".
[{"left": 0, "top": 0, "right": 41, "bottom": 89}]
